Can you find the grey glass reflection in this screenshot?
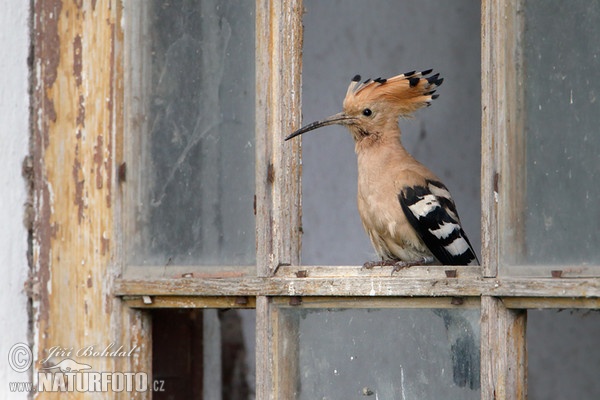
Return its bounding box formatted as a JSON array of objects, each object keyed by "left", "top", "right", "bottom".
[
  {"left": 528, "top": 310, "right": 600, "bottom": 398},
  {"left": 282, "top": 308, "right": 480, "bottom": 400},
  {"left": 520, "top": 1, "right": 600, "bottom": 265},
  {"left": 130, "top": 0, "right": 255, "bottom": 266}
]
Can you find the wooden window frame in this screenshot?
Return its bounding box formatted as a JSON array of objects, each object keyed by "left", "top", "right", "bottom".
[{"left": 31, "top": 1, "right": 600, "bottom": 399}]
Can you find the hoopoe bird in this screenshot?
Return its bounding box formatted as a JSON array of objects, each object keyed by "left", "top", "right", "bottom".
[
  {"left": 286, "top": 70, "right": 479, "bottom": 269},
  {"left": 287, "top": 70, "right": 481, "bottom": 390}
]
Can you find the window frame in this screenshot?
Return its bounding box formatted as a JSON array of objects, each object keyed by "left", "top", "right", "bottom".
[{"left": 31, "top": 1, "right": 600, "bottom": 399}]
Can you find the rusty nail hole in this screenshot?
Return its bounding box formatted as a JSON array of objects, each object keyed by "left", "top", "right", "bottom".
[
  {"left": 493, "top": 172, "right": 500, "bottom": 193},
  {"left": 295, "top": 270, "right": 308, "bottom": 278},
  {"left": 118, "top": 162, "right": 127, "bottom": 183},
  {"left": 289, "top": 296, "right": 302, "bottom": 306},
  {"left": 551, "top": 270, "right": 563, "bottom": 278},
  {"left": 451, "top": 297, "right": 464, "bottom": 306},
  {"left": 235, "top": 296, "right": 249, "bottom": 305},
  {"left": 267, "top": 163, "right": 275, "bottom": 184},
  {"left": 445, "top": 269, "right": 457, "bottom": 278}
]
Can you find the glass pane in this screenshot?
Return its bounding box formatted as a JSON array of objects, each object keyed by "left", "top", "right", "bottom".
[
  {"left": 301, "top": 0, "right": 481, "bottom": 265},
  {"left": 505, "top": 1, "right": 600, "bottom": 267},
  {"left": 528, "top": 309, "right": 600, "bottom": 398},
  {"left": 125, "top": 0, "right": 255, "bottom": 266},
  {"left": 279, "top": 308, "right": 480, "bottom": 399},
  {"left": 152, "top": 309, "right": 256, "bottom": 399}
]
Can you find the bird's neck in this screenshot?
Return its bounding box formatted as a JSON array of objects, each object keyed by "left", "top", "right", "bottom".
[{"left": 354, "top": 124, "right": 411, "bottom": 159}]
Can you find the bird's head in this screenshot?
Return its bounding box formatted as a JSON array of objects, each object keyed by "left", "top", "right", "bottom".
[{"left": 285, "top": 70, "right": 442, "bottom": 144}]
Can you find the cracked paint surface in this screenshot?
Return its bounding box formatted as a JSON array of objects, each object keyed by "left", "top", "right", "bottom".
[{"left": 32, "top": 1, "right": 148, "bottom": 398}]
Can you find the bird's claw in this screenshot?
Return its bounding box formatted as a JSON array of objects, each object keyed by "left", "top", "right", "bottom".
[
  {"left": 362, "top": 260, "right": 396, "bottom": 269},
  {"left": 362, "top": 261, "right": 379, "bottom": 269},
  {"left": 390, "top": 257, "right": 436, "bottom": 275},
  {"left": 362, "top": 257, "right": 436, "bottom": 274},
  {"left": 391, "top": 261, "right": 412, "bottom": 274},
  {"left": 362, "top": 259, "right": 414, "bottom": 271}
]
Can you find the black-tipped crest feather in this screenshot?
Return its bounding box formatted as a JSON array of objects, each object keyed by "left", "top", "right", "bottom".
[{"left": 409, "top": 77, "right": 420, "bottom": 87}]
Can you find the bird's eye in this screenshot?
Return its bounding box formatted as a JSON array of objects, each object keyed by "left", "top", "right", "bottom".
[{"left": 362, "top": 108, "right": 373, "bottom": 117}]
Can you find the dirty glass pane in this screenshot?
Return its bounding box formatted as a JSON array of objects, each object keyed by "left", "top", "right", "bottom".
[
  {"left": 527, "top": 309, "right": 600, "bottom": 399},
  {"left": 152, "top": 309, "right": 256, "bottom": 399},
  {"left": 504, "top": 1, "right": 600, "bottom": 268},
  {"left": 125, "top": 0, "right": 255, "bottom": 266},
  {"left": 279, "top": 308, "right": 480, "bottom": 400}
]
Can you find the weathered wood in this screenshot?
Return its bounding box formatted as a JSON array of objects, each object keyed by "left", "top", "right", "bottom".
[
  {"left": 272, "top": 296, "right": 481, "bottom": 309},
  {"left": 32, "top": 2, "right": 149, "bottom": 398},
  {"left": 115, "top": 274, "right": 600, "bottom": 299},
  {"left": 255, "top": 1, "right": 303, "bottom": 398},
  {"left": 482, "top": 0, "right": 528, "bottom": 276},
  {"left": 481, "top": 296, "right": 527, "bottom": 400},
  {"left": 255, "top": 0, "right": 303, "bottom": 277},
  {"left": 502, "top": 297, "right": 600, "bottom": 309},
  {"left": 481, "top": 0, "right": 507, "bottom": 278},
  {"left": 273, "top": 304, "right": 300, "bottom": 398},
  {"left": 501, "top": 264, "right": 600, "bottom": 278},
  {"left": 255, "top": 296, "right": 274, "bottom": 400},
  {"left": 121, "top": 296, "right": 256, "bottom": 309},
  {"left": 496, "top": 0, "right": 527, "bottom": 270}
]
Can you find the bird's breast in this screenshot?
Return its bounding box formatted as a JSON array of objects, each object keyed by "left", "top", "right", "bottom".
[
  {"left": 356, "top": 151, "right": 430, "bottom": 260},
  {"left": 357, "top": 165, "right": 405, "bottom": 236}
]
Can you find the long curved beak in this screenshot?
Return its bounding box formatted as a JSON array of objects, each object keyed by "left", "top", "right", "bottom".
[{"left": 284, "top": 112, "right": 355, "bottom": 141}]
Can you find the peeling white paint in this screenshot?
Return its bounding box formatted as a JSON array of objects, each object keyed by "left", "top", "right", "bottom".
[
  {"left": 0, "top": 0, "right": 30, "bottom": 397},
  {"left": 287, "top": 282, "right": 296, "bottom": 296}
]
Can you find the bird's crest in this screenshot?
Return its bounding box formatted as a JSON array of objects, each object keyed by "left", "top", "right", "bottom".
[{"left": 344, "top": 69, "right": 443, "bottom": 116}]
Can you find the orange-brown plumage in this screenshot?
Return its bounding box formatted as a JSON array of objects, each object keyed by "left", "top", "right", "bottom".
[
  {"left": 286, "top": 70, "right": 478, "bottom": 267},
  {"left": 285, "top": 71, "right": 480, "bottom": 390}
]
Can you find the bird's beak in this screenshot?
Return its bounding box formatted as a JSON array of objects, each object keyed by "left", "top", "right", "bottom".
[{"left": 284, "top": 112, "right": 355, "bottom": 141}]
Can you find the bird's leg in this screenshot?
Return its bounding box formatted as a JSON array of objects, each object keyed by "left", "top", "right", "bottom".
[
  {"left": 362, "top": 256, "right": 435, "bottom": 271},
  {"left": 362, "top": 258, "right": 395, "bottom": 269},
  {"left": 390, "top": 256, "right": 435, "bottom": 274}
]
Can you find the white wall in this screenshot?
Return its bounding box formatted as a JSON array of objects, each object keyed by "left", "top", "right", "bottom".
[{"left": 0, "top": 0, "right": 30, "bottom": 398}]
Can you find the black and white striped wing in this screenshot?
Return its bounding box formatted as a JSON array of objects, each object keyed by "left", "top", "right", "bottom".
[{"left": 399, "top": 180, "right": 478, "bottom": 265}]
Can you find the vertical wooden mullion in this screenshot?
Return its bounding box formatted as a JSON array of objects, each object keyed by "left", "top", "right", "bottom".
[
  {"left": 481, "top": 297, "right": 527, "bottom": 400},
  {"left": 255, "top": 0, "right": 303, "bottom": 277},
  {"left": 114, "top": 3, "right": 153, "bottom": 395},
  {"left": 481, "top": 0, "right": 501, "bottom": 278},
  {"left": 482, "top": 0, "right": 526, "bottom": 277},
  {"left": 482, "top": 2, "right": 527, "bottom": 399},
  {"left": 255, "top": 0, "right": 303, "bottom": 398}
]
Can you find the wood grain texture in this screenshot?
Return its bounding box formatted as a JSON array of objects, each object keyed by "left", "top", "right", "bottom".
[
  {"left": 255, "top": 0, "right": 303, "bottom": 277},
  {"left": 482, "top": 0, "right": 528, "bottom": 276},
  {"left": 481, "top": 0, "right": 499, "bottom": 277},
  {"left": 255, "top": 1, "right": 303, "bottom": 398},
  {"left": 32, "top": 2, "right": 149, "bottom": 398},
  {"left": 115, "top": 272, "right": 600, "bottom": 299},
  {"left": 481, "top": 296, "right": 527, "bottom": 400}
]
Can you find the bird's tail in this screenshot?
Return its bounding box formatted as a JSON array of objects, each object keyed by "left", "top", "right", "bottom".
[{"left": 345, "top": 69, "right": 443, "bottom": 116}]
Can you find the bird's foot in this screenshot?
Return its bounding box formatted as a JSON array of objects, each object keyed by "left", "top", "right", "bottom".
[
  {"left": 362, "top": 257, "right": 436, "bottom": 273},
  {"left": 362, "top": 260, "right": 396, "bottom": 269},
  {"left": 390, "top": 256, "right": 436, "bottom": 274}
]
